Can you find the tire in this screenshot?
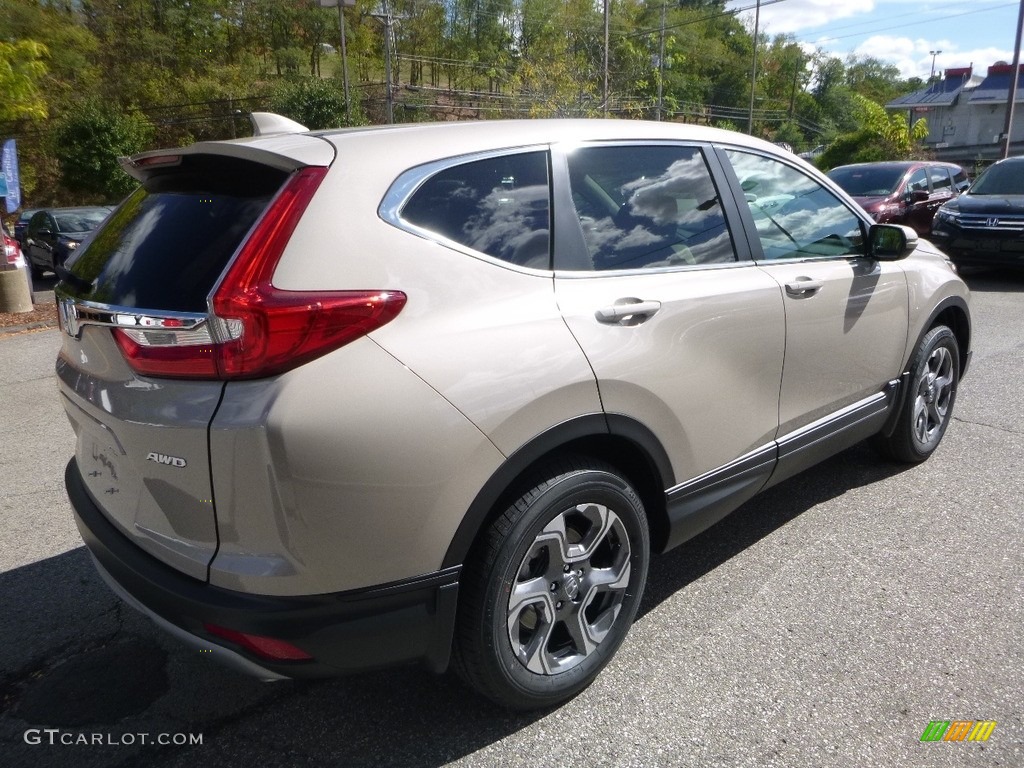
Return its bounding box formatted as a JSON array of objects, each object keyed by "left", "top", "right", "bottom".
[
  {"left": 874, "top": 325, "right": 960, "bottom": 463},
  {"left": 454, "top": 457, "right": 649, "bottom": 710}
]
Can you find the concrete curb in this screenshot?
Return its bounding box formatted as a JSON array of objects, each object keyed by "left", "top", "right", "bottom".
[{"left": 0, "top": 320, "right": 59, "bottom": 337}]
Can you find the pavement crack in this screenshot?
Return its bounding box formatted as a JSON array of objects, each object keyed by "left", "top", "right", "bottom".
[{"left": 951, "top": 416, "right": 1022, "bottom": 436}]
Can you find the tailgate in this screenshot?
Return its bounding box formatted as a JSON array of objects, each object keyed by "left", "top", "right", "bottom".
[
  {"left": 54, "top": 145, "right": 330, "bottom": 581},
  {"left": 58, "top": 328, "right": 223, "bottom": 581}
]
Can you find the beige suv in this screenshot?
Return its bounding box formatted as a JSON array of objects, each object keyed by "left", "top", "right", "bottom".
[{"left": 57, "top": 117, "right": 971, "bottom": 710}]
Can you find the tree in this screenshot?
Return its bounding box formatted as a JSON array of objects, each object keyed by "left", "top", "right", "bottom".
[
  {"left": 817, "top": 94, "right": 928, "bottom": 169},
  {"left": 0, "top": 40, "right": 49, "bottom": 121},
  {"left": 52, "top": 102, "right": 153, "bottom": 201},
  {"left": 844, "top": 54, "right": 905, "bottom": 106},
  {"left": 271, "top": 78, "right": 349, "bottom": 129}
]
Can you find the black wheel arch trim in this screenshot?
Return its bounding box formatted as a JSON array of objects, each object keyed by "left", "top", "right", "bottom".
[
  {"left": 441, "top": 414, "right": 675, "bottom": 569},
  {"left": 880, "top": 295, "right": 970, "bottom": 439},
  {"left": 916, "top": 295, "right": 971, "bottom": 377}
]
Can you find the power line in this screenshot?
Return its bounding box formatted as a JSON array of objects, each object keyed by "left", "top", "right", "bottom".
[
  {"left": 799, "top": 2, "right": 1018, "bottom": 46},
  {"left": 620, "top": 0, "right": 789, "bottom": 40}
]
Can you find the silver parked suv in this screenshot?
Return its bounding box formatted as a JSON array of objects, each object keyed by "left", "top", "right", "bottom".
[{"left": 57, "top": 117, "right": 971, "bottom": 710}]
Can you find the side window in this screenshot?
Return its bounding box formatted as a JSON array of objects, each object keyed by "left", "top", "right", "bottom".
[
  {"left": 28, "top": 212, "right": 47, "bottom": 236},
  {"left": 724, "top": 149, "right": 865, "bottom": 260},
  {"left": 563, "top": 144, "right": 737, "bottom": 270},
  {"left": 929, "top": 167, "right": 952, "bottom": 192},
  {"left": 400, "top": 151, "right": 550, "bottom": 268},
  {"left": 907, "top": 168, "right": 929, "bottom": 194},
  {"left": 952, "top": 168, "right": 969, "bottom": 192}
]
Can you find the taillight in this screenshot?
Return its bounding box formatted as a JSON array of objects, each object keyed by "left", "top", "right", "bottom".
[
  {"left": 113, "top": 166, "right": 406, "bottom": 380},
  {"left": 3, "top": 233, "right": 20, "bottom": 265},
  {"left": 203, "top": 623, "right": 313, "bottom": 662}
]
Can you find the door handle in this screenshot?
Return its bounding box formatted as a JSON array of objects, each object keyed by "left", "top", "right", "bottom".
[
  {"left": 595, "top": 298, "right": 662, "bottom": 324},
  {"left": 784, "top": 278, "right": 822, "bottom": 297}
]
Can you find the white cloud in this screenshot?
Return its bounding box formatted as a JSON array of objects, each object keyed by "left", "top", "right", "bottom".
[
  {"left": 851, "top": 36, "right": 1014, "bottom": 80},
  {"left": 729, "top": 0, "right": 875, "bottom": 35}
]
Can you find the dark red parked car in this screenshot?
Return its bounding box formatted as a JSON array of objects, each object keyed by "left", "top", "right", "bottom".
[{"left": 827, "top": 161, "right": 969, "bottom": 236}]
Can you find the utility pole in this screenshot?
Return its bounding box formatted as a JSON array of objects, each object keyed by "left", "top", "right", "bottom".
[
  {"left": 929, "top": 50, "right": 942, "bottom": 81},
  {"left": 369, "top": 1, "right": 403, "bottom": 124},
  {"left": 603, "top": 0, "right": 610, "bottom": 117},
  {"left": 319, "top": 0, "right": 355, "bottom": 124},
  {"left": 747, "top": 0, "right": 761, "bottom": 135},
  {"left": 338, "top": 0, "right": 351, "bottom": 124},
  {"left": 656, "top": 1, "right": 666, "bottom": 121},
  {"left": 788, "top": 59, "right": 799, "bottom": 120},
  {"left": 1000, "top": 0, "right": 1024, "bottom": 158}
]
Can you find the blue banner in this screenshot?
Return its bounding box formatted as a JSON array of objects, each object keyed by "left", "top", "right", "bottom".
[{"left": 2, "top": 140, "right": 21, "bottom": 213}]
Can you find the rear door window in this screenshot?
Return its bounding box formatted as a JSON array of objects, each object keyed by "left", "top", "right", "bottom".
[
  {"left": 63, "top": 155, "right": 288, "bottom": 313},
  {"left": 907, "top": 168, "right": 929, "bottom": 194},
  {"left": 561, "top": 144, "right": 737, "bottom": 270},
  {"left": 929, "top": 167, "right": 952, "bottom": 192}
]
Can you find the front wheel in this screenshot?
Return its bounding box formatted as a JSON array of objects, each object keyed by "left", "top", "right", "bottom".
[
  {"left": 874, "top": 325, "right": 960, "bottom": 463},
  {"left": 454, "top": 458, "right": 649, "bottom": 710}
]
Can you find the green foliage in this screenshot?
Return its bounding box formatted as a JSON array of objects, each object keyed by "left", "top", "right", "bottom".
[
  {"left": 271, "top": 78, "right": 349, "bottom": 129},
  {"left": 844, "top": 55, "right": 906, "bottom": 105},
  {"left": 51, "top": 103, "right": 153, "bottom": 201},
  {"left": 817, "top": 130, "right": 889, "bottom": 170},
  {"left": 817, "top": 94, "right": 929, "bottom": 169},
  {"left": 773, "top": 120, "right": 805, "bottom": 150},
  {"left": 0, "top": 40, "right": 49, "bottom": 121},
  {"left": 854, "top": 93, "right": 928, "bottom": 155},
  {"left": 1, "top": 0, "right": 938, "bottom": 203}
]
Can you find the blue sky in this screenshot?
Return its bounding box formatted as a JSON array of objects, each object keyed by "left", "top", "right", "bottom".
[{"left": 727, "top": 0, "right": 1022, "bottom": 81}]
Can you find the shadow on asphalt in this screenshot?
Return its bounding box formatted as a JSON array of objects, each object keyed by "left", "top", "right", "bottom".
[
  {"left": 0, "top": 444, "right": 909, "bottom": 767},
  {"left": 638, "top": 442, "right": 907, "bottom": 619}
]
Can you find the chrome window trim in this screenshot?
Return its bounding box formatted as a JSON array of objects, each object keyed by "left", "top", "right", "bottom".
[
  {"left": 552, "top": 261, "right": 752, "bottom": 279},
  {"left": 378, "top": 144, "right": 555, "bottom": 276}
]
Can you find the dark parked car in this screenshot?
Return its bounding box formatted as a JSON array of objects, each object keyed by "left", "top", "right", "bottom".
[
  {"left": 931, "top": 156, "right": 1024, "bottom": 269},
  {"left": 24, "top": 206, "right": 110, "bottom": 278},
  {"left": 827, "top": 161, "right": 969, "bottom": 236}
]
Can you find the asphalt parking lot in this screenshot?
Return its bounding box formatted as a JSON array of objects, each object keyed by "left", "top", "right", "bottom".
[{"left": 0, "top": 272, "right": 1021, "bottom": 768}]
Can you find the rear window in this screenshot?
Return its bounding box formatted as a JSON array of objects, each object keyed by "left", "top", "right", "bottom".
[
  {"left": 54, "top": 209, "right": 109, "bottom": 233},
  {"left": 63, "top": 155, "right": 288, "bottom": 312},
  {"left": 827, "top": 166, "right": 905, "bottom": 196},
  {"left": 399, "top": 151, "right": 551, "bottom": 268}
]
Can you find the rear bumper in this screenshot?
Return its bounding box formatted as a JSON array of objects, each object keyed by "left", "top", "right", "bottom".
[{"left": 66, "top": 458, "right": 460, "bottom": 679}]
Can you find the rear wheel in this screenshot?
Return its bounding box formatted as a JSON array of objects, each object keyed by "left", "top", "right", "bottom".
[
  {"left": 874, "top": 325, "right": 959, "bottom": 463},
  {"left": 454, "top": 458, "right": 649, "bottom": 710}
]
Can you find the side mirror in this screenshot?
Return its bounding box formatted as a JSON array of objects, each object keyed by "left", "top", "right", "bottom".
[
  {"left": 908, "top": 189, "right": 929, "bottom": 203},
  {"left": 869, "top": 223, "right": 917, "bottom": 261}
]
